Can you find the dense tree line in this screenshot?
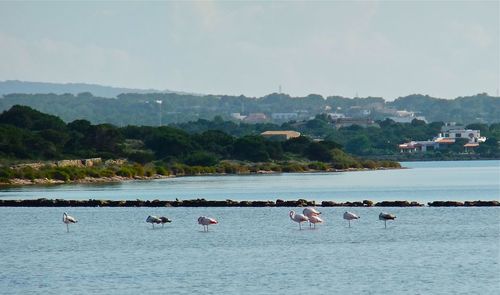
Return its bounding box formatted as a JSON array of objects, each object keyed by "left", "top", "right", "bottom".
[
  {"left": 172, "top": 115, "right": 500, "bottom": 158},
  {"left": 0, "top": 91, "right": 498, "bottom": 126},
  {"left": 0, "top": 106, "right": 399, "bottom": 173}
]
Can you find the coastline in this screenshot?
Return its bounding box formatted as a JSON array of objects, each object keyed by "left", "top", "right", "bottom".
[
  {"left": 0, "top": 198, "right": 498, "bottom": 207},
  {"left": 0, "top": 166, "right": 403, "bottom": 187}
]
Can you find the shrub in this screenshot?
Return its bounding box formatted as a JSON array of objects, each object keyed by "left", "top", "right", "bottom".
[
  {"left": 308, "top": 162, "right": 328, "bottom": 171},
  {"left": 155, "top": 166, "right": 169, "bottom": 176},
  {"left": 50, "top": 169, "right": 70, "bottom": 181}
]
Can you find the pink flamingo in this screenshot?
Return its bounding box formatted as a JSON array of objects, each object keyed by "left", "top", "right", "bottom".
[
  {"left": 308, "top": 215, "right": 323, "bottom": 228},
  {"left": 289, "top": 210, "right": 309, "bottom": 230},
  {"left": 303, "top": 207, "right": 321, "bottom": 228},
  {"left": 198, "top": 216, "right": 218, "bottom": 232}
]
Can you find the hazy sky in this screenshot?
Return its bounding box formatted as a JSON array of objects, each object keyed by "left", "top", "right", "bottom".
[{"left": 0, "top": 1, "right": 498, "bottom": 100}]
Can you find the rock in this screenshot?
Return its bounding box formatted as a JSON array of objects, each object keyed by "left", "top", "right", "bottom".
[
  {"left": 427, "top": 201, "right": 464, "bottom": 207},
  {"left": 0, "top": 198, "right": 497, "bottom": 207},
  {"left": 464, "top": 200, "right": 500, "bottom": 206},
  {"left": 297, "top": 199, "right": 308, "bottom": 207},
  {"left": 375, "top": 201, "right": 423, "bottom": 207},
  {"left": 321, "top": 201, "right": 340, "bottom": 207},
  {"left": 346, "top": 201, "right": 364, "bottom": 207},
  {"left": 362, "top": 200, "right": 374, "bottom": 207}
]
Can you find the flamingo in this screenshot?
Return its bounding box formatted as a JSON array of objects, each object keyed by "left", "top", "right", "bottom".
[
  {"left": 289, "top": 210, "right": 309, "bottom": 230},
  {"left": 308, "top": 215, "right": 323, "bottom": 228},
  {"left": 379, "top": 212, "right": 396, "bottom": 228},
  {"left": 159, "top": 216, "right": 172, "bottom": 227},
  {"left": 62, "top": 212, "right": 77, "bottom": 232},
  {"left": 303, "top": 207, "right": 322, "bottom": 228},
  {"left": 303, "top": 207, "right": 321, "bottom": 217},
  {"left": 198, "top": 216, "right": 218, "bottom": 232},
  {"left": 343, "top": 211, "right": 360, "bottom": 227},
  {"left": 146, "top": 215, "right": 161, "bottom": 228}
]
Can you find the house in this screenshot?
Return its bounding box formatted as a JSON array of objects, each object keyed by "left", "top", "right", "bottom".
[
  {"left": 261, "top": 130, "right": 301, "bottom": 141},
  {"left": 399, "top": 141, "right": 437, "bottom": 153},
  {"left": 386, "top": 110, "right": 427, "bottom": 123},
  {"left": 327, "top": 112, "right": 346, "bottom": 120},
  {"left": 438, "top": 123, "right": 486, "bottom": 143},
  {"left": 243, "top": 113, "right": 267, "bottom": 123},
  {"left": 271, "top": 112, "right": 298, "bottom": 121},
  {"left": 464, "top": 143, "right": 480, "bottom": 153},
  {"left": 398, "top": 123, "right": 486, "bottom": 153},
  {"left": 332, "top": 118, "right": 379, "bottom": 129},
  {"left": 230, "top": 113, "right": 247, "bottom": 120}
]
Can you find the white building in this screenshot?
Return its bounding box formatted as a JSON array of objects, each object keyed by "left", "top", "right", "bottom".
[
  {"left": 230, "top": 113, "right": 247, "bottom": 120},
  {"left": 438, "top": 123, "right": 486, "bottom": 143},
  {"left": 399, "top": 123, "right": 486, "bottom": 153},
  {"left": 327, "top": 112, "right": 346, "bottom": 119}
]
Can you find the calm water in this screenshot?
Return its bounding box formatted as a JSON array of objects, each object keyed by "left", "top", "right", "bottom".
[
  {"left": 1, "top": 161, "right": 499, "bottom": 294},
  {"left": 0, "top": 207, "right": 499, "bottom": 294},
  {"left": 1, "top": 160, "right": 499, "bottom": 202}
]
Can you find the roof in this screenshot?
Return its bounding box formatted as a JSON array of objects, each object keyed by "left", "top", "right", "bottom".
[
  {"left": 464, "top": 143, "right": 479, "bottom": 147},
  {"left": 435, "top": 138, "right": 455, "bottom": 144},
  {"left": 261, "top": 130, "right": 301, "bottom": 137}
]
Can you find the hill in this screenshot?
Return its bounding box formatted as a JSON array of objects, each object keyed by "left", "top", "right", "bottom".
[
  {"left": 0, "top": 81, "right": 498, "bottom": 125},
  {"left": 0, "top": 80, "right": 189, "bottom": 98}
]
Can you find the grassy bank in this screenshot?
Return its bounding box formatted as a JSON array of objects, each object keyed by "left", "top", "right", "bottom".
[{"left": 0, "top": 160, "right": 401, "bottom": 186}]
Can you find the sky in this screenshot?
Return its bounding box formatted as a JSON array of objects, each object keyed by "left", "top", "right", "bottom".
[{"left": 0, "top": 1, "right": 498, "bottom": 100}]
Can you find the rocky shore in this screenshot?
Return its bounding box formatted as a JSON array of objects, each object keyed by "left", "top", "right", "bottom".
[{"left": 0, "top": 198, "right": 498, "bottom": 207}]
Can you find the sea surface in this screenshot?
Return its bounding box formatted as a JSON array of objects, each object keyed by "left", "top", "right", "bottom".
[
  {"left": 0, "top": 160, "right": 499, "bottom": 202},
  {"left": 0, "top": 161, "right": 499, "bottom": 294},
  {"left": 0, "top": 207, "right": 498, "bottom": 294}
]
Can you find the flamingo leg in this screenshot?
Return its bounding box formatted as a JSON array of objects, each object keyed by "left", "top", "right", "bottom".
[
  {"left": 384, "top": 220, "right": 387, "bottom": 229},
  {"left": 349, "top": 220, "right": 351, "bottom": 228},
  {"left": 66, "top": 223, "right": 69, "bottom": 232}
]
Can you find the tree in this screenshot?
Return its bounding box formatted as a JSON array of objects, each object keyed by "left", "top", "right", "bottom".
[
  {"left": 305, "top": 142, "right": 332, "bottom": 162},
  {"left": 184, "top": 151, "right": 219, "bottom": 166},
  {"left": 232, "top": 136, "right": 270, "bottom": 162},
  {"left": 345, "top": 135, "right": 371, "bottom": 155}
]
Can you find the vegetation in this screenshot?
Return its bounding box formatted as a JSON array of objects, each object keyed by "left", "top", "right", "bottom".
[
  {"left": 0, "top": 91, "right": 498, "bottom": 126},
  {"left": 173, "top": 115, "right": 500, "bottom": 159},
  {"left": 0, "top": 106, "right": 401, "bottom": 183}
]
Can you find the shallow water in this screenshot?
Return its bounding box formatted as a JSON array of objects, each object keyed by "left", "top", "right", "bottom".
[
  {"left": 1, "top": 160, "right": 499, "bottom": 202},
  {"left": 0, "top": 207, "right": 499, "bottom": 294}
]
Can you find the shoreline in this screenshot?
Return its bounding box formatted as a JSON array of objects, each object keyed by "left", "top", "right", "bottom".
[
  {"left": 0, "top": 166, "right": 402, "bottom": 187},
  {"left": 0, "top": 198, "right": 498, "bottom": 207}
]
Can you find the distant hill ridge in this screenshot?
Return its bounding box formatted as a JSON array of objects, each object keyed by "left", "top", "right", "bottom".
[
  {"left": 0, "top": 80, "right": 498, "bottom": 125},
  {"left": 0, "top": 80, "right": 198, "bottom": 98}
]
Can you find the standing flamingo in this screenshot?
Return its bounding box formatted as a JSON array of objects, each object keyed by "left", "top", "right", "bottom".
[
  {"left": 146, "top": 215, "right": 161, "bottom": 228},
  {"left": 343, "top": 211, "right": 360, "bottom": 227},
  {"left": 289, "top": 210, "right": 309, "bottom": 230},
  {"left": 303, "top": 207, "right": 322, "bottom": 228},
  {"left": 379, "top": 212, "right": 396, "bottom": 228},
  {"left": 62, "top": 212, "right": 77, "bottom": 232},
  {"left": 198, "top": 216, "right": 218, "bottom": 232},
  {"left": 308, "top": 215, "right": 323, "bottom": 228},
  {"left": 159, "top": 216, "right": 172, "bottom": 227}
]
